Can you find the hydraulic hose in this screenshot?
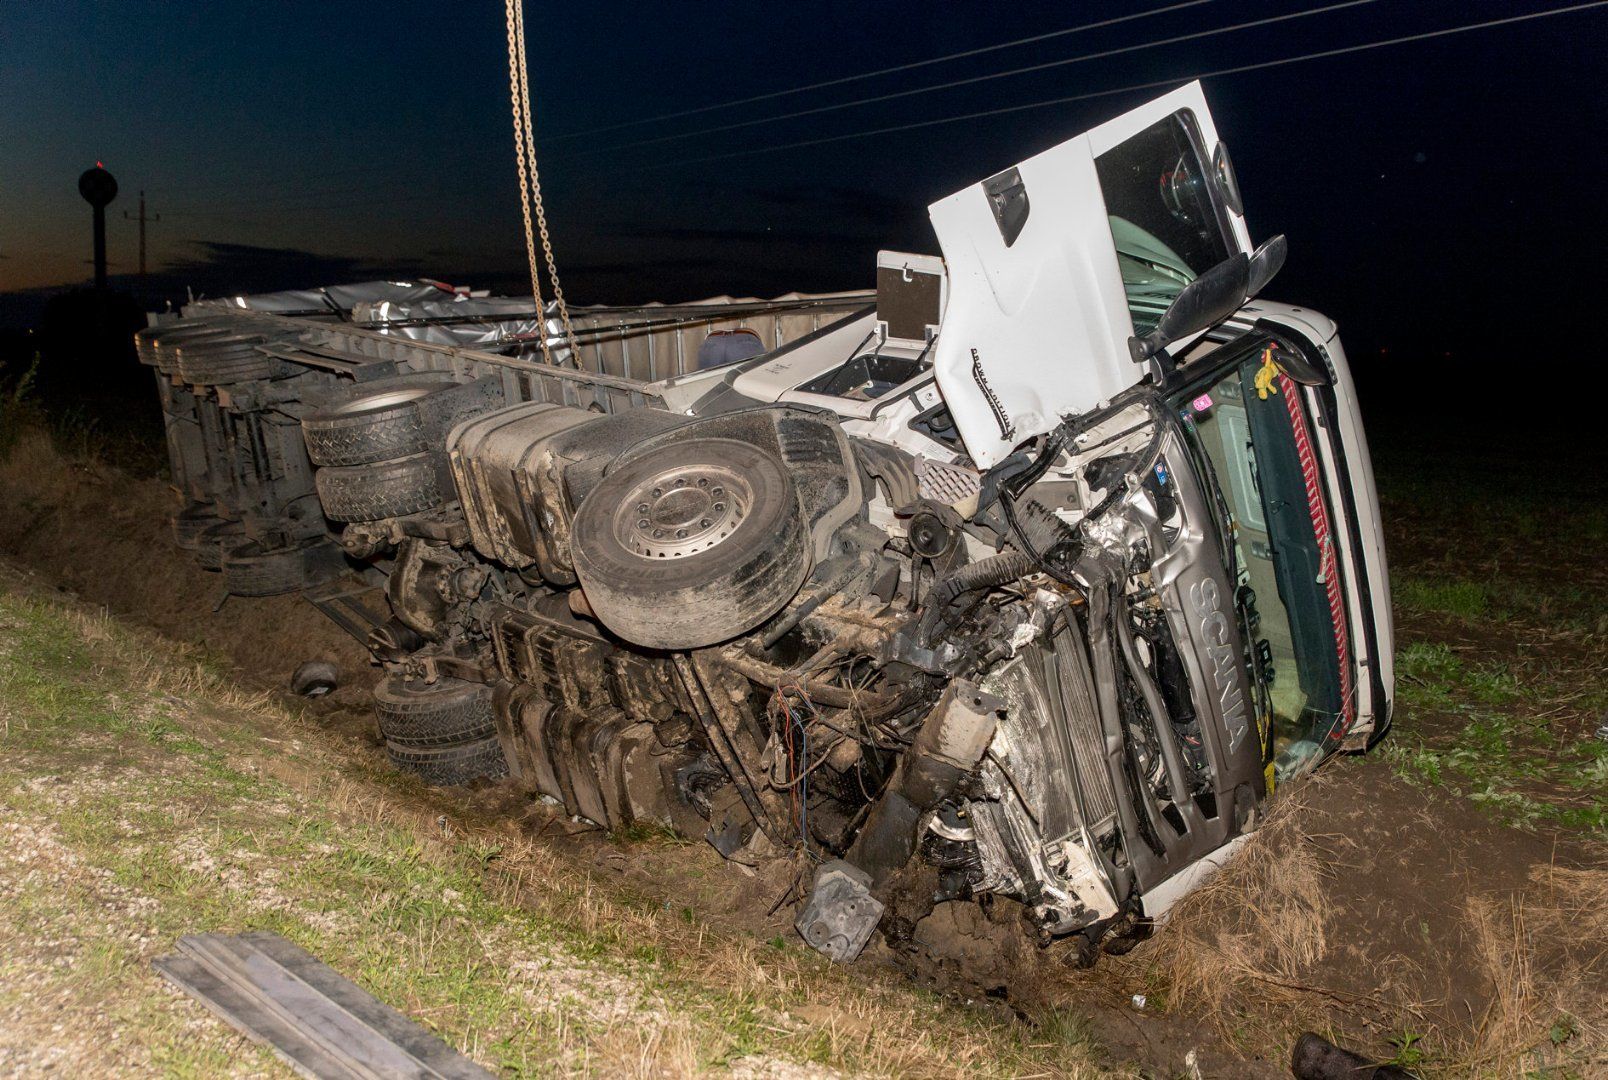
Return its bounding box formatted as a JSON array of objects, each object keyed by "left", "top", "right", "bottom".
[{"left": 916, "top": 550, "right": 1035, "bottom": 645}]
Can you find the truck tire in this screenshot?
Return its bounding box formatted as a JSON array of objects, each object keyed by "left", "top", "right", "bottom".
[
  {"left": 176, "top": 333, "right": 294, "bottom": 385},
  {"left": 571, "top": 437, "right": 810, "bottom": 650},
  {"left": 313, "top": 452, "right": 454, "bottom": 522},
  {"left": 195, "top": 519, "right": 244, "bottom": 572},
  {"left": 171, "top": 503, "right": 222, "bottom": 550},
  {"left": 385, "top": 735, "right": 508, "bottom": 786},
  {"left": 147, "top": 323, "right": 234, "bottom": 375},
  {"left": 301, "top": 375, "right": 463, "bottom": 467},
  {"left": 372, "top": 674, "right": 496, "bottom": 748},
  {"left": 221, "top": 537, "right": 346, "bottom": 597}
]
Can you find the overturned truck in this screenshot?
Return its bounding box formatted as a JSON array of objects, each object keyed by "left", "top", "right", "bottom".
[{"left": 139, "top": 84, "right": 1392, "bottom": 963}]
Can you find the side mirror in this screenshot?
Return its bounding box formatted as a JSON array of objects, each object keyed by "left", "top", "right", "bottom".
[
  {"left": 1129, "top": 252, "right": 1250, "bottom": 362},
  {"left": 1246, "top": 234, "right": 1286, "bottom": 299}
]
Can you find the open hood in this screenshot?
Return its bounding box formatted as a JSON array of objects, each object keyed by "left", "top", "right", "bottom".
[{"left": 929, "top": 82, "right": 1253, "bottom": 468}]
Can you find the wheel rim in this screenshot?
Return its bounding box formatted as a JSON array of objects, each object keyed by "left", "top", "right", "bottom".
[
  {"left": 330, "top": 385, "right": 442, "bottom": 415},
  {"left": 610, "top": 462, "right": 752, "bottom": 559}
]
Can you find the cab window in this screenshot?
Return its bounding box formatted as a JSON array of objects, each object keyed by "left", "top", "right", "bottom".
[{"left": 1094, "top": 109, "right": 1233, "bottom": 329}]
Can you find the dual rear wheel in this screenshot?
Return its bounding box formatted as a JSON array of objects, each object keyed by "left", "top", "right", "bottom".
[{"left": 372, "top": 673, "right": 507, "bottom": 786}]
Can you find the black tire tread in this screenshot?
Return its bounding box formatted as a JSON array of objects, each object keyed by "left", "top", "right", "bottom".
[
  {"left": 372, "top": 674, "right": 496, "bottom": 748},
  {"left": 314, "top": 452, "right": 453, "bottom": 522},
  {"left": 195, "top": 521, "right": 243, "bottom": 572},
  {"left": 301, "top": 375, "right": 462, "bottom": 467},
  {"left": 385, "top": 736, "right": 508, "bottom": 786},
  {"left": 304, "top": 410, "right": 430, "bottom": 468},
  {"left": 178, "top": 346, "right": 293, "bottom": 385},
  {"left": 171, "top": 505, "right": 221, "bottom": 550},
  {"left": 222, "top": 538, "right": 344, "bottom": 597}
]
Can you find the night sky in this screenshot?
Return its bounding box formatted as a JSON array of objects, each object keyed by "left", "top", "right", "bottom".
[{"left": 4, "top": 0, "right": 1606, "bottom": 419}]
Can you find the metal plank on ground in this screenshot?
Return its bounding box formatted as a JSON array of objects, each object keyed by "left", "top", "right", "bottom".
[{"left": 154, "top": 931, "right": 494, "bottom": 1080}]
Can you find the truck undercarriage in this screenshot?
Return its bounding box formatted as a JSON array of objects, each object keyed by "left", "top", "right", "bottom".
[{"left": 135, "top": 83, "right": 1392, "bottom": 965}]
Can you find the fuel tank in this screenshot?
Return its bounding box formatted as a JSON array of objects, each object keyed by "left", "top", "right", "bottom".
[{"left": 446, "top": 402, "right": 691, "bottom": 583}]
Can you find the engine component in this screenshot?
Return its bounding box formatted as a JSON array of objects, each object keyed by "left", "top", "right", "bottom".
[
  {"left": 842, "top": 681, "right": 1002, "bottom": 892},
  {"left": 906, "top": 506, "right": 959, "bottom": 559},
  {"left": 385, "top": 538, "right": 485, "bottom": 641},
  {"left": 572, "top": 438, "right": 810, "bottom": 649},
  {"left": 796, "top": 860, "right": 885, "bottom": 963},
  {"left": 491, "top": 681, "right": 692, "bottom": 832},
  {"left": 314, "top": 452, "right": 456, "bottom": 522},
  {"left": 301, "top": 374, "right": 501, "bottom": 467}
]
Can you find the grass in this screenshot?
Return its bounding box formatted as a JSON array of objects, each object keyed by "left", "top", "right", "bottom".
[
  {"left": 0, "top": 353, "right": 168, "bottom": 478},
  {"left": 1394, "top": 572, "right": 1607, "bottom": 635},
  {"left": 0, "top": 566, "right": 1124, "bottom": 1078},
  {"left": 1384, "top": 642, "right": 1607, "bottom": 831}
]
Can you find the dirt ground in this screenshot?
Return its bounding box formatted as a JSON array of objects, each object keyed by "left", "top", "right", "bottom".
[{"left": 1, "top": 423, "right": 1604, "bottom": 1078}]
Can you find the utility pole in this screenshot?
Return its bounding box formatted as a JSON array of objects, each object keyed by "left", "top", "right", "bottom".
[{"left": 124, "top": 190, "right": 159, "bottom": 286}]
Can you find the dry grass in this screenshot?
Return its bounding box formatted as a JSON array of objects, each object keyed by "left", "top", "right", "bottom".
[
  {"left": 1465, "top": 865, "right": 1607, "bottom": 1073},
  {"left": 1113, "top": 768, "right": 1608, "bottom": 1077},
  {"left": 0, "top": 560, "right": 1122, "bottom": 1077}
]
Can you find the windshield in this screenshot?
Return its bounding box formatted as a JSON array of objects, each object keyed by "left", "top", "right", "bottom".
[
  {"left": 1179, "top": 351, "right": 1351, "bottom": 779},
  {"left": 1095, "top": 109, "right": 1232, "bottom": 331}
]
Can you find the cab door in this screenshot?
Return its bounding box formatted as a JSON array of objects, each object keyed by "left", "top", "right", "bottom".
[{"left": 929, "top": 81, "right": 1252, "bottom": 468}]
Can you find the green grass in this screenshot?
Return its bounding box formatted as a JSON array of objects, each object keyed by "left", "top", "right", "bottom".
[
  {"left": 1396, "top": 578, "right": 1493, "bottom": 620},
  {"left": 1395, "top": 573, "right": 1607, "bottom": 634},
  {"left": 0, "top": 578, "right": 1124, "bottom": 1078},
  {"left": 1385, "top": 642, "right": 1607, "bottom": 831}
]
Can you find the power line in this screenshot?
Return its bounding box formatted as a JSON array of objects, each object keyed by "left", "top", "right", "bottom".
[
  {"left": 575, "top": 0, "right": 1378, "bottom": 159},
  {"left": 609, "top": 2, "right": 1608, "bottom": 176},
  {"left": 149, "top": 2, "right": 1223, "bottom": 205},
  {"left": 546, "top": 0, "right": 1219, "bottom": 141}
]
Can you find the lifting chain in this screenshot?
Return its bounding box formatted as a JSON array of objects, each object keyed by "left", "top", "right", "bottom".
[{"left": 505, "top": 0, "right": 580, "bottom": 366}]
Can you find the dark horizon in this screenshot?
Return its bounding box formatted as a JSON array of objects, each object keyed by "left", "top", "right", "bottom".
[{"left": 4, "top": 1, "right": 1606, "bottom": 409}]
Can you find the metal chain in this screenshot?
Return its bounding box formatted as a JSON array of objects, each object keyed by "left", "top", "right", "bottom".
[
  {"left": 504, "top": 0, "right": 552, "bottom": 364},
  {"left": 506, "top": 0, "right": 580, "bottom": 366}
]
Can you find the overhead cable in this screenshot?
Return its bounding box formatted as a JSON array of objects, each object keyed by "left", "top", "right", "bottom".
[
  {"left": 575, "top": 0, "right": 1378, "bottom": 158},
  {"left": 546, "top": 0, "right": 1220, "bottom": 140}
]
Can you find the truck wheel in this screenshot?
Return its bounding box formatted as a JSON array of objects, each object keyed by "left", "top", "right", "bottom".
[
  {"left": 385, "top": 735, "right": 508, "bottom": 786},
  {"left": 147, "top": 323, "right": 233, "bottom": 375},
  {"left": 195, "top": 519, "right": 244, "bottom": 572},
  {"left": 314, "top": 451, "right": 454, "bottom": 522},
  {"left": 571, "top": 437, "right": 810, "bottom": 649},
  {"left": 372, "top": 674, "right": 497, "bottom": 748},
  {"left": 301, "top": 375, "right": 463, "bottom": 467},
  {"left": 171, "top": 503, "right": 222, "bottom": 550},
  {"left": 221, "top": 537, "right": 345, "bottom": 597},
  {"left": 176, "top": 333, "right": 294, "bottom": 385}
]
